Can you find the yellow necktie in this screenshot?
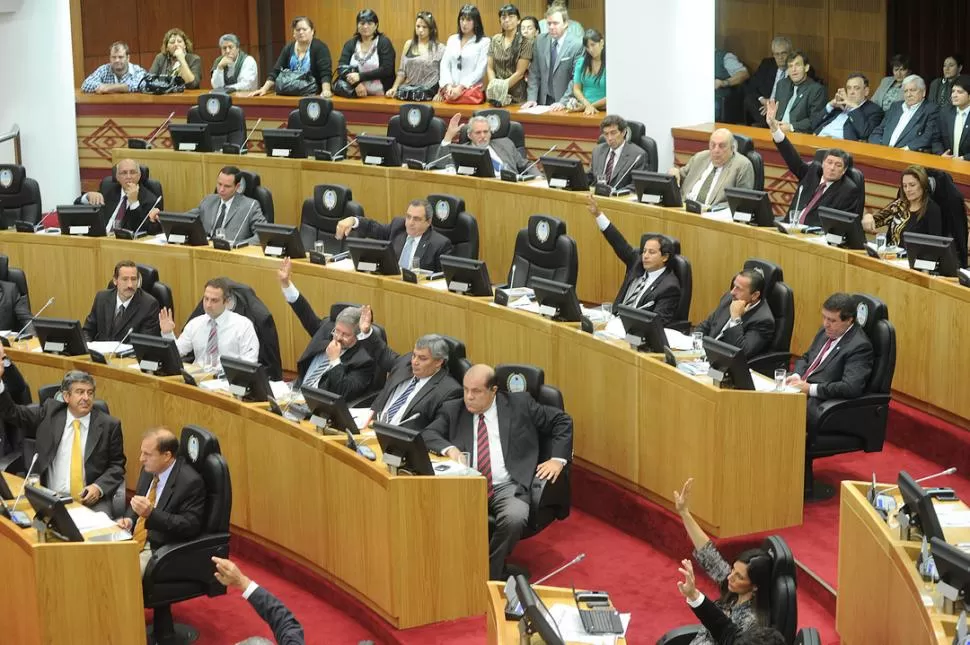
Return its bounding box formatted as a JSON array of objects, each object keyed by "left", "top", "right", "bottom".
[
  {"left": 133, "top": 475, "right": 159, "bottom": 550},
  {"left": 70, "top": 419, "right": 84, "bottom": 498}
]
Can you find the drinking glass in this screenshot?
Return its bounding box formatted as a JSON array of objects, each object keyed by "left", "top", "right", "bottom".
[
  {"left": 314, "top": 240, "right": 325, "bottom": 254},
  {"left": 875, "top": 233, "right": 887, "bottom": 258},
  {"left": 691, "top": 331, "right": 704, "bottom": 352},
  {"left": 774, "top": 368, "right": 787, "bottom": 391},
  {"left": 601, "top": 303, "right": 613, "bottom": 319},
  {"left": 459, "top": 452, "right": 471, "bottom": 468}
]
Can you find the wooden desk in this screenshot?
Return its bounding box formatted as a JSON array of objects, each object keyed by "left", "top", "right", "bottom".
[{"left": 0, "top": 473, "right": 144, "bottom": 645}]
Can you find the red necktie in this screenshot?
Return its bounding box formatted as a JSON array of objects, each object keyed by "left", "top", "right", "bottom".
[
  {"left": 476, "top": 414, "right": 494, "bottom": 498},
  {"left": 804, "top": 337, "right": 834, "bottom": 378},
  {"left": 799, "top": 182, "right": 827, "bottom": 224}
]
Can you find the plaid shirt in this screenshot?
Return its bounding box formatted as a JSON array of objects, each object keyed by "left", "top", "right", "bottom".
[{"left": 80, "top": 63, "right": 146, "bottom": 93}]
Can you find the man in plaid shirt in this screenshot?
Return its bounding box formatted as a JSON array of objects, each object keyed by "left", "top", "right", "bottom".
[{"left": 81, "top": 41, "right": 145, "bottom": 94}]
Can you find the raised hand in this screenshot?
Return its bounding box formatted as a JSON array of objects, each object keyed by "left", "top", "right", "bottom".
[
  {"left": 673, "top": 478, "right": 693, "bottom": 515},
  {"left": 444, "top": 112, "right": 463, "bottom": 143},
  {"left": 676, "top": 559, "right": 699, "bottom": 601},
  {"left": 585, "top": 193, "right": 601, "bottom": 217},
  {"left": 158, "top": 307, "right": 176, "bottom": 335},
  {"left": 278, "top": 257, "right": 292, "bottom": 287},
  {"left": 359, "top": 304, "right": 373, "bottom": 335}
]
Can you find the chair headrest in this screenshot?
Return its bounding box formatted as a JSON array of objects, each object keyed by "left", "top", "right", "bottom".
[
  {"left": 0, "top": 164, "right": 26, "bottom": 194},
  {"left": 626, "top": 120, "right": 646, "bottom": 142},
  {"left": 742, "top": 258, "right": 783, "bottom": 294},
  {"left": 314, "top": 184, "right": 351, "bottom": 216},
  {"left": 196, "top": 93, "right": 233, "bottom": 122},
  {"left": 237, "top": 170, "right": 260, "bottom": 197},
  {"left": 473, "top": 108, "right": 511, "bottom": 138},
  {"left": 527, "top": 214, "right": 566, "bottom": 252},
  {"left": 0, "top": 255, "right": 8, "bottom": 280},
  {"left": 439, "top": 335, "right": 467, "bottom": 381},
  {"left": 928, "top": 176, "right": 937, "bottom": 192},
  {"left": 852, "top": 293, "right": 888, "bottom": 335},
  {"left": 495, "top": 364, "right": 544, "bottom": 398},
  {"left": 813, "top": 147, "right": 854, "bottom": 171},
  {"left": 733, "top": 133, "right": 754, "bottom": 155},
  {"left": 329, "top": 301, "right": 361, "bottom": 323},
  {"left": 178, "top": 425, "right": 222, "bottom": 467},
  {"left": 298, "top": 97, "right": 334, "bottom": 125},
  {"left": 136, "top": 264, "right": 159, "bottom": 291},
  {"left": 398, "top": 103, "right": 436, "bottom": 133},
  {"left": 639, "top": 232, "right": 681, "bottom": 256},
  {"left": 427, "top": 193, "right": 465, "bottom": 228}
]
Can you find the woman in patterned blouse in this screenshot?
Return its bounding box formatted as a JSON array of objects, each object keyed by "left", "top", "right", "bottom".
[{"left": 862, "top": 165, "right": 942, "bottom": 247}]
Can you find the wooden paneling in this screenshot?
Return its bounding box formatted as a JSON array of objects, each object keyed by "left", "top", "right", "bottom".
[
  {"left": 717, "top": 0, "right": 774, "bottom": 79},
  {"left": 888, "top": 0, "right": 970, "bottom": 84},
  {"left": 828, "top": 0, "right": 885, "bottom": 95}
]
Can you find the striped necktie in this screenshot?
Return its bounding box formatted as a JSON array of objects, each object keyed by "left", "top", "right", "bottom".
[
  {"left": 383, "top": 377, "right": 419, "bottom": 422},
  {"left": 623, "top": 273, "right": 649, "bottom": 307},
  {"left": 476, "top": 414, "right": 494, "bottom": 498},
  {"left": 206, "top": 318, "right": 219, "bottom": 363},
  {"left": 302, "top": 353, "right": 331, "bottom": 389}
]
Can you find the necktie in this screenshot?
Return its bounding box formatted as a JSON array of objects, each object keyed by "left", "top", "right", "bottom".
[
  {"left": 799, "top": 182, "right": 827, "bottom": 224},
  {"left": 213, "top": 202, "right": 228, "bottom": 234},
  {"left": 302, "top": 352, "right": 331, "bottom": 388},
  {"left": 804, "top": 337, "right": 835, "bottom": 378},
  {"left": 491, "top": 156, "right": 502, "bottom": 174},
  {"left": 400, "top": 236, "right": 417, "bottom": 270},
  {"left": 133, "top": 475, "right": 159, "bottom": 550},
  {"left": 107, "top": 196, "right": 127, "bottom": 233},
  {"left": 695, "top": 166, "right": 718, "bottom": 205},
  {"left": 384, "top": 377, "right": 419, "bottom": 422},
  {"left": 112, "top": 304, "right": 125, "bottom": 336},
  {"left": 623, "top": 273, "right": 649, "bottom": 307},
  {"left": 604, "top": 151, "right": 616, "bottom": 183},
  {"left": 206, "top": 318, "right": 219, "bottom": 363},
  {"left": 955, "top": 111, "right": 967, "bottom": 155},
  {"left": 70, "top": 419, "right": 84, "bottom": 498},
  {"left": 476, "top": 414, "right": 494, "bottom": 498},
  {"left": 547, "top": 39, "right": 559, "bottom": 100},
  {"left": 782, "top": 87, "right": 798, "bottom": 123}
]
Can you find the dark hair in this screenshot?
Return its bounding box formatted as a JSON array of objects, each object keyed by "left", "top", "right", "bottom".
[
  {"left": 643, "top": 234, "right": 674, "bottom": 260},
  {"left": 823, "top": 148, "right": 850, "bottom": 169},
  {"left": 846, "top": 72, "right": 869, "bottom": 87},
  {"left": 889, "top": 53, "right": 910, "bottom": 70},
  {"left": 110, "top": 41, "right": 130, "bottom": 55},
  {"left": 499, "top": 4, "right": 520, "bottom": 19},
  {"left": 354, "top": 9, "right": 381, "bottom": 40},
  {"left": 205, "top": 277, "right": 232, "bottom": 299},
  {"left": 114, "top": 259, "right": 138, "bottom": 279},
  {"left": 946, "top": 53, "right": 965, "bottom": 68},
  {"left": 900, "top": 164, "right": 931, "bottom": 220},
  {"left": 219, "top": 165, "right": 243, "bottom": 184},
  {"left": 823, "top": 292, "right": 858, "bottom": 321},
  {"left": 581, "top": 29, "right": 605, "bottom": 81},
  {"left": 156, "top": 431, "right": 180, "bottom": 458},
  {"left": 737, "top": 269, "right": 765, "bottom": 298},
  {"left": 736, "top": 627, "right": 787, "bottom": 645},
  {"left": 408, "top": 199, "right": 432, "bottom": 220},
  {"left": 787, "top": 49, "right": 809, "bottom": 67},
  {"left": 547, "top": 0, "right": 569, "bottom": 6},
  {"left": 410, "top": 11, "right": 439, "bottom": 55},
  {"left": 952, "top": 74, "right": 970, "bottom": 94},
  {"left": 61, "top": 370, "right": 95, "bottom": 394},
  {"left": 521, "top": 16, "right": 540, "bottom": 33},
  {"left": 291, "top": 16, "right": 314, "bottom": 30},
  {"left": 457, "top": 4, "right": 485, "bottom": 42},
  {"left": 718, "top": 548, "right": 772, "bottom": 626},
  {"left": 599, "top": 114, "right": 627, "bottom": 133}
]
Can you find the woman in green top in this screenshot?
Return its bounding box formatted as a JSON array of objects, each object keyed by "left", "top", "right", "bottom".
[{"left": 572, "top": 29, "right": 606, "bottom": 115}]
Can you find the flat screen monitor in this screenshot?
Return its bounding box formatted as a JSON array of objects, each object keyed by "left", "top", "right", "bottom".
[
  {"left": 902, "top": 232, "right": 961, "bottom": 277},
  {"left": 724, "top": 187, "right": 775, "bottom": 227},
  {"left": 703, "top": 336, "right": 755, "bottom": 390},
  {"left": 254, "top": 223, "right": 306, "bottom": 259},
  {"left": 440, "top": 254, "right": 493, "bottom": 296},
  {"left": 169, "top": 123, "right": 213, "bottom": 153},
  {"left": 529, "top": 276, "right": 582, "bottom": 322},
  {"left": 301, "top": 385, "right": 359, "bottom": 435},
  {"left": 449, "top": 144, "right": 496, "bottom": 178},
  {"left": 374, "top": 421, "right": 434, "bottom": 475},
  {"left": 358, "top": 135, "right": 401, "bottom": 167},
  {"left": 57, "top": 204, "right": 106, "bottom": 237},
  {"left": 898, "top": 470, "right": 946, "bottom": 542},
  {"left": 262, "top": 128, "right": 306, "bottom": 159},
  {"left": 130, "top": 333, "right": 183, "bottom": 376},
  {"left": 929, "top": 537, "right": 970, "bottom": 603},
  {"left": 616, "top": 305, "right": 667, "bottom": 353},
  {"left": 817, "top": 207, "right": 866, "bottom": 250},
  {"left": 34, "top": 318, "right": 86, "bottom": 356},
  {"left": 540, "top": 156, "right": 589, "bottom": 191},
  {"left": 632, "top": 170, "right": 683, "bottom": 207},
  {"left": 25, "top": 484, "right": 84, "bottom": 542},
  {"left": 513, "top": 574, "right": 565, "bottom": 645},
  {"left": 159, "top": 212, "right": 210, "bottom": 246},
  {"left": 221, "top": 355, "right": 272, "bottom": 402},
  {"left": 346, "top": 238, "right": 401, "bottom": 275}
]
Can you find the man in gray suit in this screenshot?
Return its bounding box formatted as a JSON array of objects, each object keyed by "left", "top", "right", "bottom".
[
  {"left": 589, "top": 114, "right": 647, "bottom": 191},
  {"left": 668, "top": 128, "right": 754, "bottom": 209},
  {"left": 521, "top": 5, "right": 583, "bottom": 110},
  {"left": 185, "top": 165, "right": 266, "bottom": 245},
  {"left": 440, "top": 114, "right": 537, "bottom": 177},
  {"left": 773, "top": 51, "right": 826, "bottom": 134}
]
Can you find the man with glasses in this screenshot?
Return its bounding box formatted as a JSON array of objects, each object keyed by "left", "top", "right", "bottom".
[
  {"left": 75, "top": 158, "right": 162, "bottom": 235},
  {"left": 743, "top": 36, "right": 792, "bottom": 126}
]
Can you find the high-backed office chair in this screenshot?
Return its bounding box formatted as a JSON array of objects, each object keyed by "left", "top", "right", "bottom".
[
  {"left": 286, "top": 97, "right": 348, "bottom": 158},
  {"left": 386, "top": 103, "right": 446, "bottom": 164},
  {"left": 0, "top": 164, "right": 42, "bottom": 228},
  {"left": 642, "top": 232, "right": 691, "bottom": 331},
  {"left": 187, "top": 93, "right": 247, "bottom": 149},
  {"left": 99, "top": 164, "right": 165, "bottom": 206},
  {"left": 299, "top": 184, "right": 364, "bottom": 254},
  {"left": 506, "top": 215, "right": 578, "bottom": 288},
  {"left": 813, "top": 148, "right": 865, "bottom": 214},
  {"left": 804, "top": 294, "right": 895, "bottom": 500},
  {"left": 742, "top": 258, "right": 795, "bottom": 376},
  {"left": 327, "top": 301, "right": 388, "bottom": 407},
  {"left": 733, "top": 134, "right": 765, "bottom": 191},
  {"left": 596, "top": 120, "right": 659, "bottom": 172},
  {"left": 427, "top": 193, "right": 479, "bottom": 259},
  {"left": 925, "top": 168, "right": 969, "bottom": 266},
  {"left": 458, "top": 108, "right": 527, "bottom": 157},
  {"left": 439, "top": 335, "right": 468, "bottom": 383},
  {"left": 234, "top": 171, "right": 274, "bottom": 224},
  {"left": 143, "top": 425, "right": 232, "bottom": 645},
  {"left": 0, "top": 254, "right": 30, "bottom": 307},
  {"left": 104, "top": 263, "right": 175, "bottom": 318}
]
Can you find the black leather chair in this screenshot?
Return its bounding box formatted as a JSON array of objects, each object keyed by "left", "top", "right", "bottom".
[
  {"left": 439, "top": 335, "right": 468, "bottom": 383},
  {"left": 0, "top": 254, "right": 30, "bottom": 308},
  {"left": 104, "top": 263, "right": 175, "bottom": 319},
  {"left": 427, "top": 193, "right": 479, "bottom": 259},
  {"left": 458, "top": 108, "right": 527, "bottom": 157},
  {"left": 143, "top": 425, "right": 231, "bottom": 645},
  {"left": 733, "top": 134, "right": 765, "bottom": 191},
  {"left": 926, "top": 168, "right": 969, "bottom": 266},
  {"left": 328, "top": 301, "right": 388, "bottom": 407},
  {"left": 742, "top": 258, "right": 795, "bottom": 376},
  {"left": 795, "top": 627, "right": 821, "bottom": 645},
  {"left": 386, "top": 103, "right": 446, "bottom": 164},
  {"left": 286, "top": 97, "right": 348, "bottom": 158},
  {"left": 0, "top": 164, "right": 42, "bottom": 228},
  {"left": 596, "top": 120, "right": 658, "bottom": 172},
  {"left": 507, "top": 215, "right": 578, "bottom": 288},
  {"left": 187, "top": 93, "right": 247, "bottom": 150},
  {"left": 299, "top": 184, "right": 365, "bottom": 254},
  {"left": 236, "top": 170, "right": 274, "bottom": 224},
  {"left": 641, "top": 232, "right": 691, "bottom": 331},
  {"left": 812, "top": 148, "right": 865, "bottom": 214},
  {"left": 804, "top": 294, "right": 896, "bottom": 500},
  {"left": 99, "top": 164, "right": 165, "bottom": 207}
]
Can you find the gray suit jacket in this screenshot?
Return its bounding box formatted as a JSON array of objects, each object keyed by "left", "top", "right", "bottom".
[
  {"left": 187, "top": 194, "right": 266, "bottom": 245},
  {"left": 590, "top": 142, "right": 647, "bottom": 190},
  {"left": 677, "top": 151, "right": 754, "bottom": 207},
  {"left": 442, "top": 138, "right": 536, "bottom": 176},
  {"left": 774, "top": 77, "right": 826, "bottom": 133},
  {"left": 527, "top": 31, "right": 584, "bottom": 105}
]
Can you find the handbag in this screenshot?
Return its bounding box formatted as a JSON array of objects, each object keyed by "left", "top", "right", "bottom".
[
  {"left": 275, "top": 69, "right": 319, "bottom": 96},
  {"left": 332, "top": 64, "right": 359, "bottom": 99},
  {"left": 138, "top": 74, "right": 185, "bottom": 95},
  {"left": 438, "top": 83, "right": 485, "bottom": 105},
  {"left": 395, "top": 84, "right": 438, "bottom": 102}
]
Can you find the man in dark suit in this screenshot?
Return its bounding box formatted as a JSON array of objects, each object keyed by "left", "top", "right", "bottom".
[
  {"left": 183, "top": 165, "right": 267, "bottom": 244},
  {"left": 522, "top": 5, "right": 584, "bottom": 109},
  {"left": 334, "top": 199, "right": 454, "bottom": 272},
  {"left": 586, "top": 195, "right": 681, "bottom": 325},
  {"left": 277, "top": 259, "right": 375, "bottom": 400},
  {"left": 588, "top": 114, "right": 647, "bottom": 192},
  {"left": 423, "top": 363, "right": 573, "bottom": 580},
  {"left": 743, "top": 36, "right": 792, "bottom": 126},
  {"left": 693, "top": 269, "right": 775, "bottom": 357},
  {"left": 813, "top": 73, "right": 885, "bottom": 141},
  {"left": 439, "top": 114, "right": 538, "bottom": 177},
  {"left": 868, "top": 75, "right": 940, "bottom": 152},
  {"left": 212, "top": 557, "right": 305, "bottom": 645},
  {"left": 0, "top": 279, "right": 31, "bottom": 334},
  {"left": 933, "top": 75, "right": 970, "bottom": 160},
  {"left": 766, "top": 98, "right": 863, "bottom": 227},
  {"left": 0, "top": 350, "right": 30, "bottom": 465},
  {"left": 0, "top": 362, "right": 125, "bottom": 515},
  {"left": 772, "top": 51, "right": 826, "bottom": 134},
  {"left": 75, "top": 158, "right": 162, "bottom": 235},
  {"left": 118, "top": 427, "right": 205, "bottom": 573},
  {"left": 82, "top": 260, "right": 161, "bottom": 342}
]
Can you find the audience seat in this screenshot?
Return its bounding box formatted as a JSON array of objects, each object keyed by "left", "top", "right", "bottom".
[
  {"left": 0, "top": 164, "right": 42, "bottom": 228},
  {"left": 507, "top": 215, "right": 578, "bottom": 288},
  {"left": 299, "top": 184, "right": 364, "bottom": 254},
  {"left": 742, "top": 258, "right": 794, "bottom": 376},
  {"left": 427, "top": 193, "right": 479, "bottom": 259},
  {"left": 286, "top": 97, "right": 348, "bottom": 158},
  {"left": 733, "top": 134, "right": 765, "bottom": 191},
  {"left": 458, "top": 108, "right": 527, "bottom": 157},
  {"left": 99, "top": 164, "right": 164, "bottom": 207},
  {"left": 596, "top": 120, "right": 658, "bottom": 172},
  {"left": 642, "top": 232, "right": 691, "bottom": 331},
  {"left": 0, "top": 254, "right": 30, "bottom": 307},
  {"left": 236, "top": 170, "right": 274, "bottom": 224},
  {"left": 187, "top": 93, "right": 246, "bottom": 150},
  {"left": 812, "top": 148, "right": 865, "bottom": 214},
  {"left": 386, "top": 103, "right": 446, "bottom": 164}
]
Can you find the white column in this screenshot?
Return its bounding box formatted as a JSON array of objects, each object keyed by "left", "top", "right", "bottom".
[{"left": 605, "top": 0, "right": 714, "bottom": 171}]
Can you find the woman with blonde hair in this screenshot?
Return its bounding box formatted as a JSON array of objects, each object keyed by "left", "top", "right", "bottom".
[{"left": 863, "top": 165, "right": 943, "bottom": 246}]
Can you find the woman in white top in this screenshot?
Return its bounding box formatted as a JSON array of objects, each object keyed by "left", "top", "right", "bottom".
[
  {"left": 438, "top": 4, "right": 490, "bottom": 102},
  {"left": 210, "top": 34, "right": 259, "bottom": 92}
]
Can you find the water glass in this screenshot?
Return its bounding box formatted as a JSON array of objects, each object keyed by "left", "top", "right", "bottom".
[
  {"left": 774, "top": 368, "right": 787, "bottom": 391},
  {"left": 788, "top": 209, "right": 800, "bottom": 227},
  {"left": 601, "top": 303, "right": 613, "bottom": 318},
  {"left": 691, "top": 331, "right": 704, "bottom": 352},
  {"left": 313, "top": 240, "right": 325, "bottom": 254},
  {"left": 459, "top": 452, "right": 471, "bottom": 468},
  {"left": 875, "top": 233, "right": 887, "bottom": 258}
]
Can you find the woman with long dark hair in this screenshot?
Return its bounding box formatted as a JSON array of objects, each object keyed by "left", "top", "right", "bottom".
[
  {"left": 863, "top": 165, "right": 943, "bottom": 246},
  {"left": 337, "top": 9, "right": 397, "bottom": 97},
  {"left": 438, "top": 4, "right": 489, "bottom": 103},
  {"left": 486, "top": 4, "right": 534, "bottom": 105},
  {"left": 386, "top": 11, "right": 444, "bottom": 99},
  {"left": 249, "top": 16, "right": 332, "bottom": 97},
  {"left": 571, "top": 29, "right": 606, "bottom": 115}
]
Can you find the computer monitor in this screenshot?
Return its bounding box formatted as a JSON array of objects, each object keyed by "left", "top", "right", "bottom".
[
  {"left": 817, "top": 207, "right": 866, "bottom": 250},
  {"left": 221, "top": 356, "right": 272, "bottom": 402},
  {"left": 513, "top": 574, "right": 565, "bottom": 645},
  {"left": 703, "top": 337, "right": 755, "bottom": 390},
  {"left": 130, "top": 333, "right": 183, "bottom": 376},
  {"left": 25, "top": 485, "right": 84, "bottom": 542},
  {"left": 159, "top": 212, "right": 210, "bottom": 246},
  {"left": 254, "top": 223, "right": 307, "bottom": 259},
  {"left": 616, "top": 305, "right": 668, "bottom": 352},
  {"left": 529, "top": 276, "right": 582, "bottom": 322},
  {"left": 540, "top": 156, "right": 589, "bottom": 191},
  {"left": 357, "top": 134, "right": 401, "bottom": 167},
  {"left": 57, "top": 204, "right": 106, "bottom": 237},
  {"left": 301, "top": 385, "right": 359, "bottom": 435},
  {"left": 449, "top": 144, "right": 496, "bottom": 178},
  {"left": 346, "top": 238, "right": 401, "bottom": 275},
  {"left": 440, "top": 254, "right": 493, "bottom": 296},
  {"left": 724, "top": 187, "right": 775, "bottom": 227},
  {"left": 34, "top": 318, "right": 86, "bottom": 355},
  {"left": 632, "top": 170, "right": 683, "bottom": 207},
  {"left": 898, "top": 470, "right": 946, "bottom": 542},
  {"left": 169, "top": 123, "right": 213, "bottom": 152},
  {"left": 902, "top": 232, "right": 961, "bottom": 277},
  {"left": 374, "top": 421, "right": 434, "bottom": 475},
  {"left": 929, "top": 537, "right": 970, "bottom": 607},
  {"left": 262, "top": 128, "right": 306, "bottom": 159}
]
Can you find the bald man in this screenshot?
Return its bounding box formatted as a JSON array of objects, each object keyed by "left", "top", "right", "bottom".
[
  {"left": 75, "top": 158, "right": 162, "bottom": 235},
  {"left": 422, "top": 364, "right": 573, "bottom": 580},
  {"left": 668, "top": 128, "right": 754, "bottom": 209}
]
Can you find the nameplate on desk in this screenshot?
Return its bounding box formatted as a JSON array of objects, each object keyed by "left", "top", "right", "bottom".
[
  {"left": 456, "top": 166, "right": 476, "bottom": 176},
  {"left": 825, "top": 233, "right": 844, "bottom": 246},
  {"left": 357, "top": 261, "right": 377, "bottom": 272},
  {"left": 640, "top": 193, "right": 662, "bottom": 204},
  {"left": 139, "top": 359, "right": 159, "bottom": 372},
  {"left": 913, "top": 259, "right": 937, "bottom": 272},
  {"left": 68, "top": 226, "right": 90, "bottom": 236},
  {"left": 167, "top": 234, "right": 186, "bottom": 245},
  {"left": 309, "top": 414, "right": 328, "bottom": 429},
  {"left": 264, "top": 245, "right": 284, "bottom": 257},
  {"left": 271, "top": 149, "right": 291, "bottom": 158},
  {"left": 177, "top": 142, "right": 197, "bottom": 152},
  {"left": 538, "top": 304, "right": 558, "bottom": 317},
  {"left": 709, "top": 367, "right": 726, "bottom": 383},
  {"left": 229, "top": 384, "right": 247, "bottom": 397},
  {"left": 43, "top": 341, "right": 65, "bottom": 353},
  {"left": 448, "top": 280, "right": 470, "bottom": 294},
  {"left": 363, "top": 156, "right": 383, "bottom": 165},
  {"left": 548, "top": 178, "right": 568, "bottom": 189},
  {"left": 732, "top": 211, "right": 752, "bottom": 223},
  {"left": 624, "top": 334, "right": 644, "bottom": 347}
]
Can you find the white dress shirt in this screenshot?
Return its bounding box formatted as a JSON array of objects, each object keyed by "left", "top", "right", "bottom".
[
  {"left": 600, "top": 141, "right": 625, "bottom": 180},
  {"left": 439, "top": 34, "right": 490, "bottom": 88},
  {"left": 888, "top": 100, "right": 923, "bottom": 147},
  {"left": 953, "top": 105, "right": 970, "bottom": 154},
  {"left": 165, "top": 309, "right": 259, "bottom": 365},
  {"left": 769, "top": 67, "right": 785, "bottom": 100},
  {"left": 380, "top": 373, "right": 435, "bottom": 424},
  {"left": 439, "top": 139, "right": 505, "bottom": 175},
  {"left": 472, "top": 399, "right": 510, "bottom": 485},
  {"left": 49, "top": 410, "right": 92, "bottom": 495},
  {"left": 210, "top": 56, "right": 259, "bottom": 92}
]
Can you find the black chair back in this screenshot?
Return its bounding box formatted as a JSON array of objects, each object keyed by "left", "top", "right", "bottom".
[
  {"left": 734, "top": 134, "right": 765, "bottom": 191},
  {"left": 328, "top": 301, "right": 388, "bottom": 398},
  {"left": 795, "top": 627, "right": 822, "bottom": 645},
  {"left": 853, "top": 294, "right": 895, "bottom": 394},
  {"left": 178, "top": 425, "right": 231, "bottom": 534},
  {"left": 187, "top": 93, "right": 247, "bottom": 148},
  {"left": 300, "top": 184, "right": 363, "bottom": 254},
  {"left": 428, "top": 193, "right": 479, "bottom": 259},
  {"left": 237, "top": 171, "right": 274, "bottom": 223},
  {"left": 439, "top": 335, "right": 467, "bottom": 382},
  {"left": 0, "top": 164, "right": 42, "bottom": 227},
  {"left": 287, "top": 97, "right": 348, "bottom": 157},
  {"left": 386, "top": 103, "right": 446, "bottom": 163},
  {"left": 640, "top": 232, "right": 682, "bottom": 255},
  {"left": 926, "top": 168, "right": 969, "bottom": 266},
  {"left": 639, "top": 232, "right": 689, "bottom": 324},
  {"left": 813, "top": 148, "right": 865, "bottom": 213},
  {"left": 748, "top": 259, "right": 794, "bottom": 357},
  {"left": 0, "top": 255, "right": 29, "bottom": 301},
  {"left": 104, "top": 263, "right": 174, "bottom": 316},
  {"left": 507, "top": 215, "right": 578, "bottom": 287},
  {"left": 460, "top": 108, "right": 527, "bottom": 156}
]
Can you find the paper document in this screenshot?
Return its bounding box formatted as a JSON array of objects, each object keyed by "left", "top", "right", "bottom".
[
  {"left": 86, "top": 341, "right": 133, "bottom": 355},
  {"left": 509, "top": 298, "right": 542, "bottom": 314},
  {"left": 518, "top": 105, "right": 553, "bottom": 115},
  {"left": 349, "top": 407, "right": 374, "bottom": 429},
  {"left": 269, "top": 380, "right": 294, "bottom": 401},
  {"left": 423, "top": 279, "right": 451, "bottom": 292},
  {"left": 701, "top": 210, "right": 733, "bottom": 223},
  {"left": 580, "top": 307, "right": 611, "bottom": 324},
  {"left": 601, "top": 315, "right": 627, "bottom": 340},
  {"left": 751, "top": 372, "right": 799, "bottom": 393},
  {"left": 145, "top": 233, "right": 169, "bottom": 245},
  {"left": 67, "top": 506, "right": 119, "bottom": 531},
  {"left": 890, "top": 259, "right": 911, "bottom": 269},
  {"left": 328, "top": 258, "right": 357, "bottom": 272},
  {"left": 934, "top": 508, "right": 970, "bottom": 528},
  {"left": 663, "top": 328, "right": 694, "bottom": 351},
  {"left": 803, "top": 235, "right": 831, "bottom": 246},
  {"left": 200, "top": 378, "right": 231, "bottom": 393},
  {"left": 549, "top": 603, "right": 631, "bottom": 644}
]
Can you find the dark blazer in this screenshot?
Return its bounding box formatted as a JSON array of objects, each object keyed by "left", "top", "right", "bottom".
[
  {"left": 337, "top": 36, "right": 397, "bottom": 92},
  {"left": 0, "top": 393, "right": 126, "bottom": 496},
  {"left": 0, "top": 361, "right": 30, "bottom": 458},
  {"left": 247, "top": 586, "right": 305, "bottom": 645},
  {"left": 933, "top": 106, "right": 970, "bottom": 159},
  {"left": 74, "top": 183, "right": 162, "bottom": 234},
  {"left": 793, "top": 325, "right": 873, "bottom": 401},
  {"left": 811, "top": 100, "right": 884, "bottom": 141},
  {"left": 868, "top": 101, "right": 940, "bottom": 152},
  {"left": 601, "top": 224, "right": 681, "bottom": 325},
  {"left": 774, "top": 134, "right": 863, "bottom": 227},
  {"left": 693, "top": 294, "right": 775, "bottom": 357},
  {"left": 354, "top": 217, "right": 454, "bottom": 272},
  {"left": 746, "top": 58, "right": 785, "bottom": 103},
  {"left": 0, "top": 280, "right": 31, "bottom": 333},
  {"left": 423, "top": 392, "right": 573, "bottom": 492},
  {"left": 773, "top": 78, "right": 826, "bottom": 133},
  {"left": 689, "top": 595, "right": 742, "bottom": 645},
  {"left": 82, "top": 288, "right": 161, "bottom": 342},
  {"left": 589, "top": 142, "right": 647, "bottom": 190},
  {"left": 269, "top": 39, "right": 333, "bottom": 90},
  {"left": 124, "top": 458, "right": 205, "bottom": 550}
]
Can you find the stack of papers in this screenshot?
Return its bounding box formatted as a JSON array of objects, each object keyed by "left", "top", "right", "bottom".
[
  {"left": 664, "top": 329, "right": 693, "bottom": 351},
  {"left": 328, "top": 258, "right": 356, "bottom": 272},
  {"left": 934, "top": 507, "right": 970, "bottom": 528},
  {"left": 701, "top": 210, "right": 733, "bottom": 223},
  {"left": 67, "top": 506, "right": 120, "bottom": 531},
  {"left": 580, "top": 306, "right": 612, "bottom": 324},
  {"left": 548, "top": 604, "right": 631, "bottom": 644},
  {"left": 519, "top": 105, "right": 554, "bottom": 115},
  {"left": 86, "top": 341, "right": 133, "bottom": 355}
]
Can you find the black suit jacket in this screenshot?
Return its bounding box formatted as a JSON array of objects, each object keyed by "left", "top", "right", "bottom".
[
  {"left": 0, "top": 393, "right": 126, "bottom": 496},
  {"left": 793, "top": 325, "right": 873, "bottom": 401},
  {"left": 868, "top": 101, "right": 940, "bottom": 152},
  {"left": 354, "top": 217, "right": 454, "bottom": 272},
  {"left": 601, "top": 224, "right": 681, "bottom": 325},
  {"left": 812, "top": 101, "right": 884, "bottom": 141},
  {"left": 690, "top": 595, "right": 741, "bottom": 645},
  {"left": 247, "top": 586, "right": 305, "bottom": 645},
  {"left": 589, "top": 142, "right": 647, "bottom": 190},
  {"left": 124, "top": 458, "right": 205, "bottom": 550},
  {"left": 0, "top": 361, "right": 30, "bottom": 458},
  {"left": 82, "top": 288, "right": 161, "bottom": 342},
  {"left": 693, "top": 294, "right": 775, "bottom": 357},
  {"left": 933, "top": 106, "right": 970, "bottom": 159},
  {"left": 0, "top": 280, "right": 31, "bottom": 333},
  {"left": 773, "top": 78, "right": 826, "bottom": 133},
  {"left": 74, "top": 183, "right": 162, "bottom": 234},
  {"left": 422, "top": 392, "right": 573, "bottom": 492},
  {"left": 775, "top": 134, "right": 863, "bottom": 227},
  {"left": 745, "top": 58, "right": 784, "bottom": 104}
]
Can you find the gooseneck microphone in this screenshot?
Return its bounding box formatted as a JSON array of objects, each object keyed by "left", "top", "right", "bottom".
[{"left": 15, "top": 297, "right": 55, "bottom": 341}]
